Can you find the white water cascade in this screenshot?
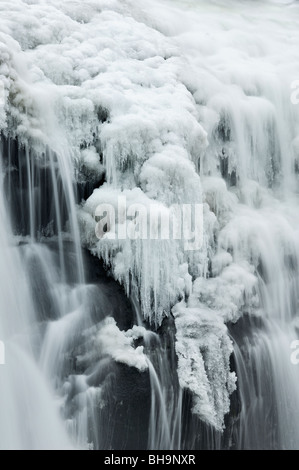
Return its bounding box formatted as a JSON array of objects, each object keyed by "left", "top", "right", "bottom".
[
  {"left": 0, "top": 0, "right": 299, "bottom": 450},
  {"left": 0, "top": 147, "right": 73, "bottom": 450}
]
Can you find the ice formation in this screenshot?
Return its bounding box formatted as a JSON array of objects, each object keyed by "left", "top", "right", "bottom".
[
  {"left": 1, "top": 0, "right": 299, "bottom": 436},
  {"left": 84, "top": 317, "right": 148, "bottom": 372}
]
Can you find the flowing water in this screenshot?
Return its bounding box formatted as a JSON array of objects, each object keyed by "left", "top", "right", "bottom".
[
  {"left": 0, "top": 0, "right": 299, "bottom": 451},
  {"left": 0, "top": 141, "right": 73, "bottom": 450}
]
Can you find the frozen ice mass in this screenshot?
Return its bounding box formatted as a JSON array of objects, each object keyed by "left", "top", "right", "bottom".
[{"left": 0, "top": 0, "right": 299, "bottom": 450}]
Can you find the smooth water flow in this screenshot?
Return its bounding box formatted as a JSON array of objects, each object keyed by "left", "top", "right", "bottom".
[
  {"left": 0, "top": 147, "right": 73, "bottom": 450},
  {"left": 230, "top": 248, "right": 299, "bottom": 449}
]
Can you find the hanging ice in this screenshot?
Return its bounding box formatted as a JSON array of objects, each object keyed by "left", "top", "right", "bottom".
[{"left": 1, "top": 0, "right": 299, "bottom": 448}]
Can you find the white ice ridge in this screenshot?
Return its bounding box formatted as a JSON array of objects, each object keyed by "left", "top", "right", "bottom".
[
  {"left": 80, "top": 318, "right": 148, "bottom": 372},
  {"left": 173, "top": 301, "right": 237, "bottom": 431},
  {"left": 1, "top": 0, "right": 299, "bottom": 430}
]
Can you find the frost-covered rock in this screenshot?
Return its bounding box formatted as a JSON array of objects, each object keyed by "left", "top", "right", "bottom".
[
  {"left": 90, "top": 317, "right": 148, "bottom": 372},
  {"left": 173, "top": 301, "right": 236, "bottom": 431}
]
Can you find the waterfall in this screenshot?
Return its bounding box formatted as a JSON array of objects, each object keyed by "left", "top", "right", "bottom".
[
  {"left": 0, "top": 143, "right": 73, "bottom": 450},
  {"left": 1, "top": 0, "right": 299, "bottom": 451}
]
